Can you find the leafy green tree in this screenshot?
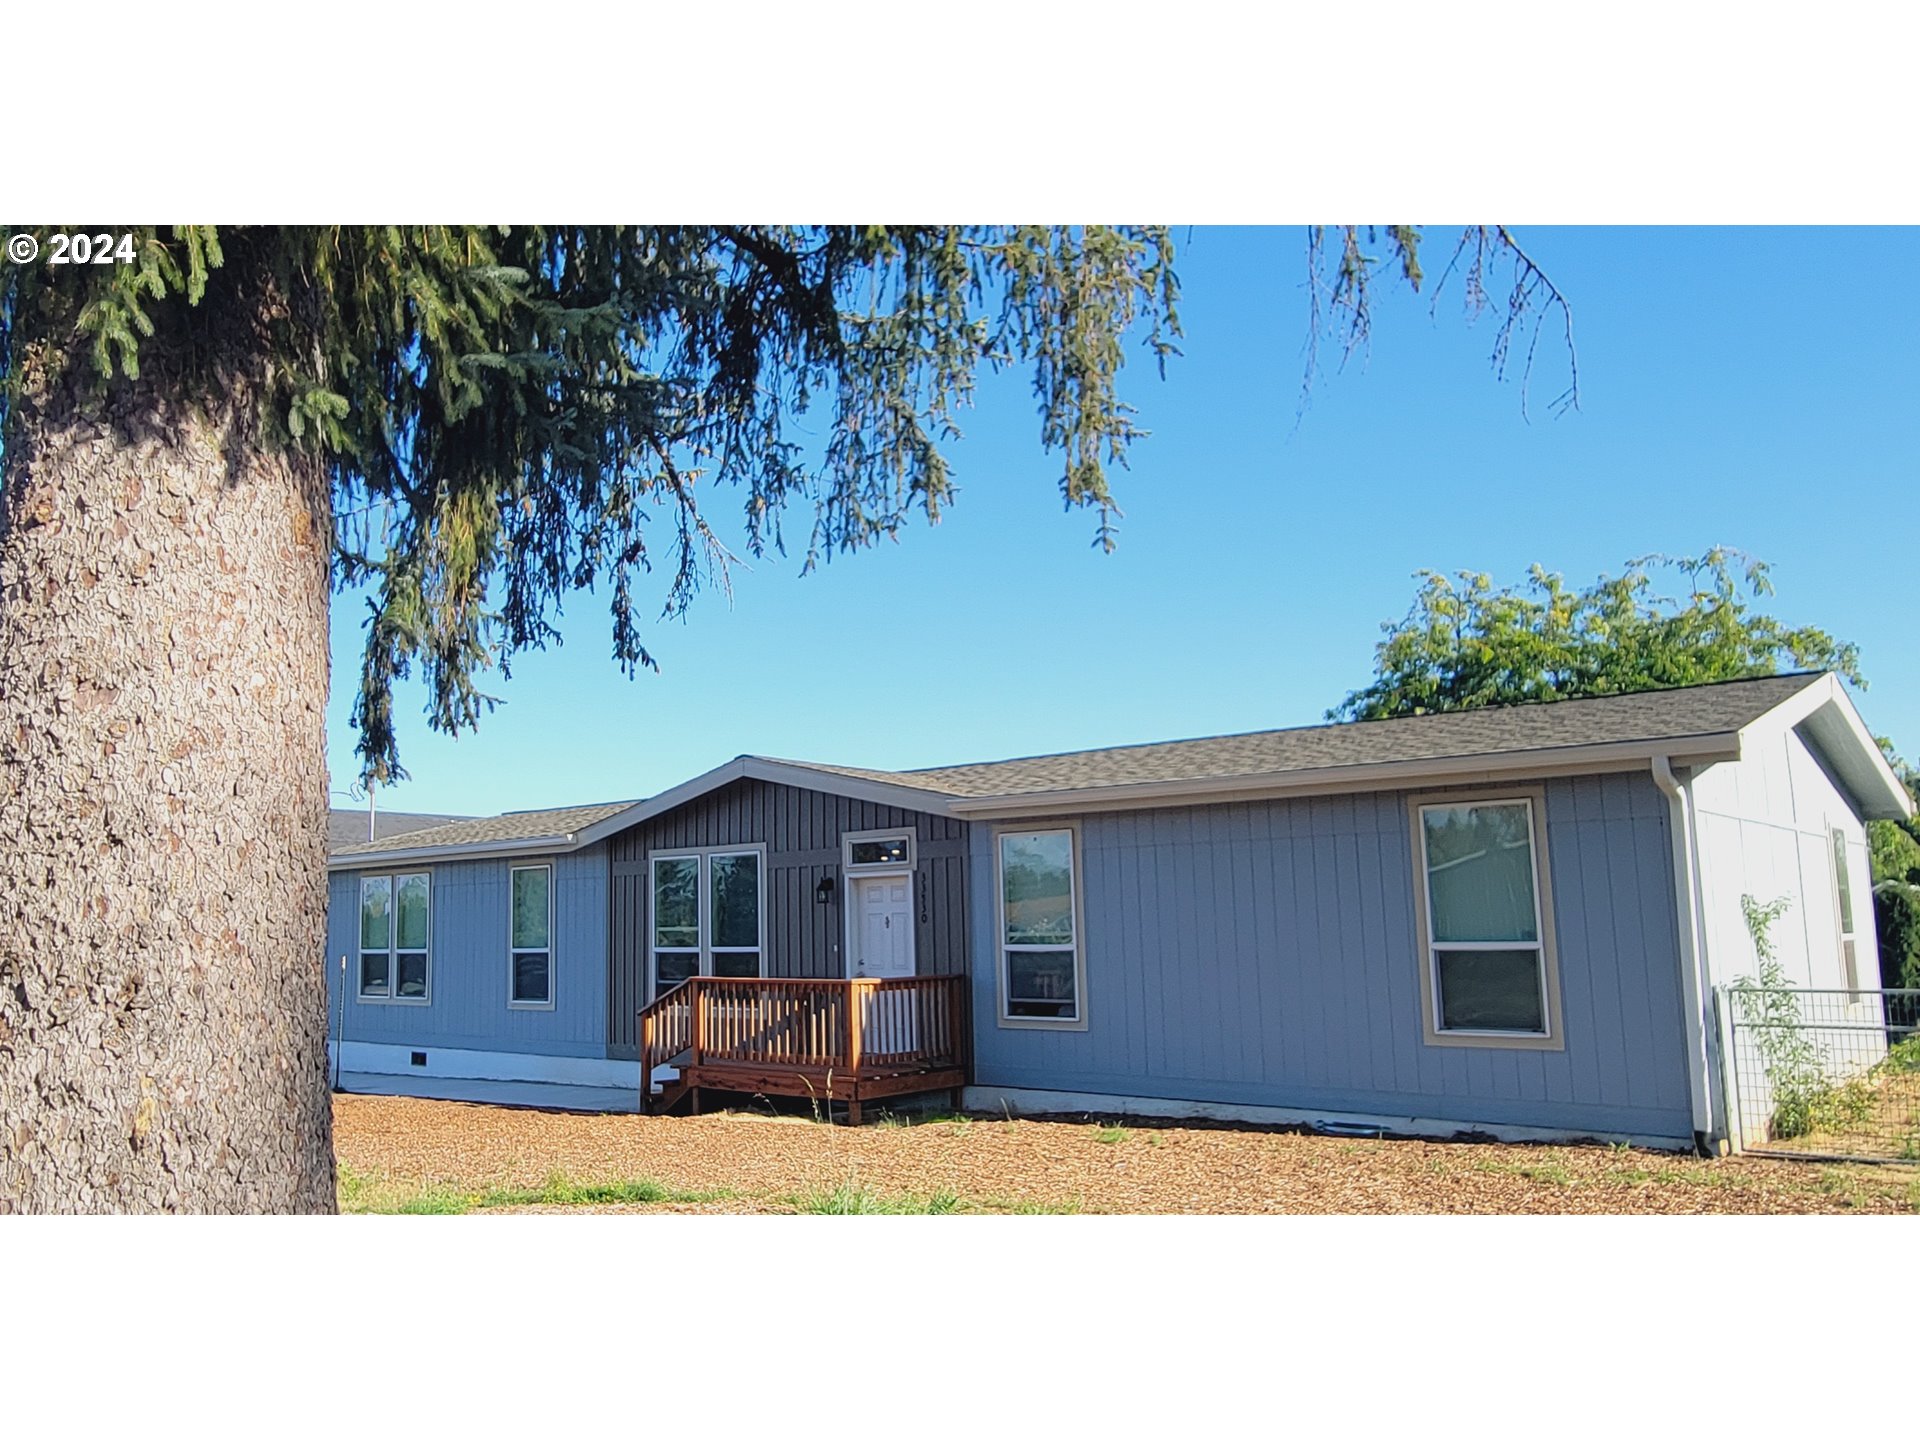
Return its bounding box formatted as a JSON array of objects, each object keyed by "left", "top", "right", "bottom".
[
  {"left": 1868, "top": 748, "right": 1920, "bottom": 887},
  {"left": 1336, "top": 548, "right": 1918, "bottom": 996},
  {"left": 0, "top": 224, "right": 1566, "bottom": 1212},
  {"left": 1873, "top": 883, "right": 1920, "bottom": 990},
  {"left": 1330, "top": 548, "right": 1862, "bottom": 722}
]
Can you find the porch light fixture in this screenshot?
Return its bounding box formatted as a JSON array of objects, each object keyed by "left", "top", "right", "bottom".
[{"left": 815, "top": 876, "right": 835, "bottom": 905}]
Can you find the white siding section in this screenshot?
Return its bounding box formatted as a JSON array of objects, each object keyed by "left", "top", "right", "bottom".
[{"left": 1692, "top": 724, "right": 1880, "bottom": 990}]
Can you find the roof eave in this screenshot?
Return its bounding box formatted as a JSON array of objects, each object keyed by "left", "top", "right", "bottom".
[
  {"left": 327, "top": 755, "right": 960, "bottom": 869},
  {"left": 1750, "top": 673, "right": 1915, "bottom": 822},
  {"left": 327, "top": 832, "right": 585, "bottom": 870},
  {"left": 944, "top": 733, "right": 1745, "bottom": 818}
]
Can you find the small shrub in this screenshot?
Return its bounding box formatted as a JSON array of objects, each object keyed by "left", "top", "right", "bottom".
[
  {"left": 1731, "top": 894, "right": 1839, "bottom": 1140},
  {"left": 1093, "top": 1125, "right": 1129, "bottom": 1145}
]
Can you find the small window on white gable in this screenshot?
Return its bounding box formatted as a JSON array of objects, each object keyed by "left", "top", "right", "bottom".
[{"left": 1830, "top": 829, "right": 1860, "bottom": 991}]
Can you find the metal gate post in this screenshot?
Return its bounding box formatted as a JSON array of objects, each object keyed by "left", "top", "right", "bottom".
[{"left": 1715, "top": 986, "right": 1745, "bottom": 1153}]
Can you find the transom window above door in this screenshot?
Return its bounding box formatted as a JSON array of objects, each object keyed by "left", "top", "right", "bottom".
[
  {"left": 844, "top": 829, "right": 915, "bottom": 872},
  {"left": 650, "top": 848, "right": 764, "bottom": 999}
]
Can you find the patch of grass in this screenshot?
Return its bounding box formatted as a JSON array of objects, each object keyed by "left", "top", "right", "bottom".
[
  {"left": 475, "top": 1172, "right": 730, "bottom": 1209},
  {"left": 786, "top": 1182, "right": 1079, "bottom": 1215},
  {"left": 1471, "top": 1156, "right": 1575, "bottom": 1187},
  {"left": 395, "top": 1188, "right": 474, "bottom": 1215},
  {"left": 792, "top": 1183, "right": 965, "bottom": 1215},
  {"left": 1093, "top": 1125, "right": 1130, "bottom": 1145},
  {"left": 337, "top": 1166, "right": 476, "bottom": 1215},
  {"left": 337, "top": 1164, "right": 725, "bottom": 1214}
]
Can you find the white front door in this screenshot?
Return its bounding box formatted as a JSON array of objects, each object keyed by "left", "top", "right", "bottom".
[
  {"left": 851, "top": 874, "right": 915, "bottom": 979},
  {"left": 851, "top": 873, "right": 916, "bottom": 1056}
]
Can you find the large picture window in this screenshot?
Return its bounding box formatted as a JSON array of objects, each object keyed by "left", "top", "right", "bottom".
[
  {"left": 510, "top": 864, "right": 553, "bottom": 1007},
  {"left": 360, "top": 871, "right": 430, "bottom": 1002},
  {"left": 996, "top": 828, "right": 1083, "bottom": 1025},
  {"left": 650, "top": 848, "right": 763, "bottom": 999},
  {"left": 1413, "top": 795, "right": 1560, "bottom": 1046}
]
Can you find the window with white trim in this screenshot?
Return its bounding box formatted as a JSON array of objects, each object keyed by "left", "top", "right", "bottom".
[
  {"left": 997, "top": 828, "right": 1081, "bottom": 1023},
  {"left": 651, "top": 854, "right": 700, "bottom": 1000},
  {"left": 360, "top": 871, "right": 430, "bottom": 1001},
  {"left": 650, "top": 848, "right": 764, "bottom": 999},
  {"left": 708, "top": 851, "right": 762, "bottom": 978},
  {"left": 1830, "top": 828, "right": 1860, "bottom": 991},
  {"left": 510, "top": 864, "right": 553, "bottom": 1007},
  {"left": 1416, "top": 800, "right": 1551, "bottom": 1036}
]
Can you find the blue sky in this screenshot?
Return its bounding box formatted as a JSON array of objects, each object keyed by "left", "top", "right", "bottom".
[{"left": 326, "top": 226, "right": 1920, "bottom": 817}]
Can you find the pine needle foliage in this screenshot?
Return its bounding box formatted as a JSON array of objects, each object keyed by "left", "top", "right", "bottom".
[
  {"left": 1, "top": 225, "right": 1180, "bottom": 780},
  {"left": 1, "top": 224, "right": 1567, "bottom": 781}
]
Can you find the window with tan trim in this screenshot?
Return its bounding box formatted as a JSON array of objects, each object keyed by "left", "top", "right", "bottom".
[
  {"left": 1411, "top": 793, "right": 1563, "bottom": 1048},
  {"left": 359, "top": 871, "right": 430, "bottom": 1002},
  {"left": 509, "top": 864, "right": 554, "bottom": 1008},
  {"left": 995, "top": 827, "right": 1085, "bottom": 1026}
]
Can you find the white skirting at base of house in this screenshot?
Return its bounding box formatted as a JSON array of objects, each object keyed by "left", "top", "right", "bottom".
[
  {"left": 961, "top": 1086, "right": 1693, "bottom": 1151},
  {"left": 331, "top": 1040, "right": 640, "bottom": 1091}
]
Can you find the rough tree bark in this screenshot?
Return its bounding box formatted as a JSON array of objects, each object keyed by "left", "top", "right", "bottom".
[{"left": 0, "top": 264, "right": 336, "bottom": 1212}]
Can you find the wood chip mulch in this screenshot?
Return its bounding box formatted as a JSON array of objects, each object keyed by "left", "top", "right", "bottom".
[{"left": 332, "top": 1094, "right": 1920, "bottom": 1214}]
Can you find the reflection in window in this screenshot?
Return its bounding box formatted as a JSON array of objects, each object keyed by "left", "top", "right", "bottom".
[{"left": 999, "top": 829, "right": 1079, "bottom": 1021}]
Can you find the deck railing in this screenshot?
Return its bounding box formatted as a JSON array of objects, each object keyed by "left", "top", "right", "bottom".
[{"left": 637, "top": 975, "right": 967, "bottom": 1112}]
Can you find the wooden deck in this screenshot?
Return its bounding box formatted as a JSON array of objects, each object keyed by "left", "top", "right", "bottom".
[{"left": 638, "top": 975, "right": 969, "bottom": 1124}]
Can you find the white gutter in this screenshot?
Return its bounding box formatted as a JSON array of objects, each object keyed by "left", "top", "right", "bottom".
[{"left": 1651, "top": 755, "right": 1716, "bottom": 1150}]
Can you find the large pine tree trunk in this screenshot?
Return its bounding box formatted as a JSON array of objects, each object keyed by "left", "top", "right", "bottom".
[{"left": 0, "top": 270, "right": 336, "bottom": 1212}]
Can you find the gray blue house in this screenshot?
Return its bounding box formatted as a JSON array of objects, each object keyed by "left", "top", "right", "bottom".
[{"left": 326, "top": 671, "right": 1910, "bottom": 1149}]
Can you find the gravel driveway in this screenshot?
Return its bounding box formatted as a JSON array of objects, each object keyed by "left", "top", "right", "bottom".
[{"left": 332, "top": 1094, "right": 1920, "bottom": 1214}]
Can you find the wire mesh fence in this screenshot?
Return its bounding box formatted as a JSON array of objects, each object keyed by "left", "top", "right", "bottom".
[{"left": 1723, "top": 987, "right": 1920, "bottom": 1160}]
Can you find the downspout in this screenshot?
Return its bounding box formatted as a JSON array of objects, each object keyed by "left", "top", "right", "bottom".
[{"left": 1651, "top": 756, "right": 1715, "bottom": 1153}]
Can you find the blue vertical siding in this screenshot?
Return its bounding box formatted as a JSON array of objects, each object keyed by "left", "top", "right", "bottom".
[
  {"left": 969, "top": 773, "right": 1695, "bottom": 1140},
  {"left": 326, "top": 846, "right": 609, "bottom": 1058}
]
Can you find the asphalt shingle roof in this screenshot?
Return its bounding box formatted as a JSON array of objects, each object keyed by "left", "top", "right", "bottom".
[
  {"left": 327, "top": 809, "right": 471, "bottom": 852},
  {"left": 769, "top": 673, "right": 1823, "bottom": 799},
  {"left": 330, "top": 800, "right": 638, "bottom": 859},
  {"left": 329, "top": 674, "right": 1829, "bottom": 860}
]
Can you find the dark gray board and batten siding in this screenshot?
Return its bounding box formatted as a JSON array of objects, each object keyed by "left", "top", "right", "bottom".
[
  {"left": 969, "top": 772, "right": 1697, "bottom": 1141},
  {"left": 606, "top": 777, "right": 970, "bottom": 1057}
]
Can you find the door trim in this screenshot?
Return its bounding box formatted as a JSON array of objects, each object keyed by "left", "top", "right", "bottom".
[{"left": 844, "top": 869, "right": 917, "bottom": 979}]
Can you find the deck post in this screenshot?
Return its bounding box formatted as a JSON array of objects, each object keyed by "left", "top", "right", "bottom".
[
  {"left": 639, "top": 1009, "right": 651, "bottom": 1116},
  {"left": 846, "top": 981, "right": 866, "bottom": 1126}
]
